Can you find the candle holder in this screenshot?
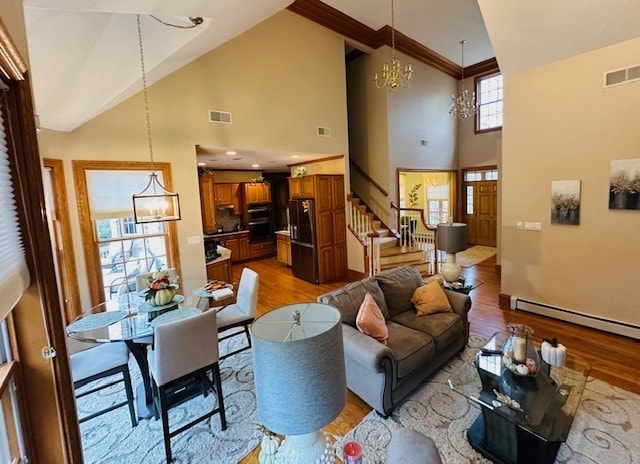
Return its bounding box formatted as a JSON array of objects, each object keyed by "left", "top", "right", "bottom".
[{"left": 502, "top": 323, "right": 539, "bottom": 377}]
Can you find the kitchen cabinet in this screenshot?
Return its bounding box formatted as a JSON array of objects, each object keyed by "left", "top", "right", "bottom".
[
  {"left": 217, "top": 231, "right": 250, "bottom": 263},
  {"left": 206, "top": 258, "right": 232, "bottom": 284},
  {"left": 250, "top": 241, "right": 275, "bottom": 259},
  {"left": 244, "top": 182, "right": 271, "bottom": 204},
  {"left": 289, "top": 176, "right": 315, "bottom": 198},
  {"left": 276, "top": 232, "right": 291, "bottom": 266},
  {"left": 199, "top": 175, "right": 217, "bottom": 234},
  {"left": 231, "top": 183, "right": 242, "bottom": 214},
  {"left": 214, "top": 183, "right": 233, "bottom": 205}
]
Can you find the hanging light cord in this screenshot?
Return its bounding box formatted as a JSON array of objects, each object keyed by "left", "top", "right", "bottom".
[
  {"left": 149, "top": 15, "right": 203, "bottom": 29},
  {"left": 136, "top": 14, "right": 155, "bottom": 172},
  {"left": 390, "top": 0, "right": 396, "bottom": 59},
  {"left": 460, "top": 40, "right": 466, "bottom": 86}
]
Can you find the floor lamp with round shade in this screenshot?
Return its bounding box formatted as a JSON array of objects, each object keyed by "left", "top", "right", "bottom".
[
  {"left": 251, "top": 303, "right": 346, "bottom": 464},
  {"left": 437, "top": 222, "right": 467, "bottom": 282}
]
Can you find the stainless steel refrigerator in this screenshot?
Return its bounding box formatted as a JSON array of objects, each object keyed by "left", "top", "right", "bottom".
[{"left": 289, "top": 198, "right": 319, "bottom": 284}]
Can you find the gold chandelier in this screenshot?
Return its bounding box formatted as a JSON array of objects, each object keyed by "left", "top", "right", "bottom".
[
  {"left": 449, "top": 40, "right": 476, "bottom": 119},
  {"left": 375, "top": 0, "right": 412, "bottom": 91}
]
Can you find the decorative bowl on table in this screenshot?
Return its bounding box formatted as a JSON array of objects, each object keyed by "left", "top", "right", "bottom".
[
  {"left": 501, "top": 323, "right": 539, "bottom": 377},
  {"left": 142, "top": 270, "right": 179, "bottom": 306}
]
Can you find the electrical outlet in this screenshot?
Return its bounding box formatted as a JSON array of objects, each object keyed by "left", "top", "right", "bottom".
[{"left": 516, "top": 221, "right": 523, "bottom": 230}]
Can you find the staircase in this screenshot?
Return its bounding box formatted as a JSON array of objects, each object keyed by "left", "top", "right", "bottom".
[{"left": 347, "top": 193, "right": 438, "bottom": 278}]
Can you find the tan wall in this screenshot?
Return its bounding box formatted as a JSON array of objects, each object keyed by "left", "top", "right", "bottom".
[
  {"left": 289, "top": 157, "right": 345, "bottom": 176},
  {"left": 458, "top": 76, "right": 501, "bottom": 169},
  {"left": 36, "top": 10, "right": 350, "bottom": 306},
  {"left": 208, "top": 170, "right": 263, "bottom": 183},
  {"left": 501, "top": 37, "right": 640, "bottom": 328},
  {"left": 347, "top": 46, "right": 457, "bottom": 224}
]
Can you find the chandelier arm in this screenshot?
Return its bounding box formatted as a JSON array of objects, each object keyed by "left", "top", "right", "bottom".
[{"left": 149, "top": 15, "right": 203, "bottom": 29}]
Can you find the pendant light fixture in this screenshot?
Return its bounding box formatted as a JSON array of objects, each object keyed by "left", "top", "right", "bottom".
[
  {"left": 449, "top": 40, "right": 476, "bottom": 120},
  {"left": 132, "top": 14, "right": 190, "bottom": 224},
  {"left": 375, "top": 0, "right": 412, "bottom": 91}
]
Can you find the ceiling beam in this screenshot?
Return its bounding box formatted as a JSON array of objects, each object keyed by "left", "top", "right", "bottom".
[{"left": 287, "top": 0, "right": 499, "bottom": 79}]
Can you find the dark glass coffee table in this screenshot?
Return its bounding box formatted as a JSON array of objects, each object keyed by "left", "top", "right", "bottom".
[{"left": 448, "top": 332, "right": 590, "bottom": 464}]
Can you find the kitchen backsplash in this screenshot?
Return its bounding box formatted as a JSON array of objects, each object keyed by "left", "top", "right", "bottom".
[{"left": 216, "top": 208, "right": 242, "bottom": 232}]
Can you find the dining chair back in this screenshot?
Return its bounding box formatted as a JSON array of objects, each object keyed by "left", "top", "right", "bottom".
[
  {"left": 216, "top": 267, "right": 259, "bottom": 359},
  {"left": 70, "top": 341, "right": 137, "bottom": 427},
  {"left": 148, "top": 309, "right": 226, "bottom": 463}
]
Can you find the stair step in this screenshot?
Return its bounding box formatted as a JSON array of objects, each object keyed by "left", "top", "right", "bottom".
[
  {"left": 375, "top": 228, "right": 390, "bottom": 238},
  {"left": 379, "top": 260, "right": 431, "bottom": 271},
  {"left": 380, "top": 251, "right": 426, "bottom": 265},
  {"left": 378, "top": 237, "right": 397, "bottom": 250},
  {"left": 379, "top": 245, "right": 423, "bottom": 256}
]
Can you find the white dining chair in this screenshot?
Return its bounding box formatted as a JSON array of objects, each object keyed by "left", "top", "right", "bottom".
[
  {"left": 148, "top": 309, "right": 226, "bottom": 463},
  {"left": 215, "top": 267, "right": 259, "bottom": 360},
  {"left": 70, "top": 341, "right": 137, "bottom": 427}
]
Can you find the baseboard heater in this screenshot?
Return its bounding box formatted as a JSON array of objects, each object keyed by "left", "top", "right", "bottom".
[{"left": 510, "top": 296, "right": 640, "bottom": 340}]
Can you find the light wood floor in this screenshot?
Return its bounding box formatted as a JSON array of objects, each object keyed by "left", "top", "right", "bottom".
[{"left": 236, "top": 256, "right": 640, "bottom": 464}]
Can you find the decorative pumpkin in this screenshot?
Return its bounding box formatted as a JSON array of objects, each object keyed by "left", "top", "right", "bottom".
[
  {"left": 146, "top": 287, "right": 176, "bottom": 306},
  {"left": 255, "top": 424, "right": 279, "bottom": 464},
  {"left": 541, "top": 338, "right": 566, "bottom": 367}
]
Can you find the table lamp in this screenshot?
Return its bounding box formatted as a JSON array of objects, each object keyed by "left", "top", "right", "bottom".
[
  {"left": 437, "top": 222, "right": 467, "bottom": 282},
  {"left": 251, "top": 303, "right": 346, "bottom": 464}
]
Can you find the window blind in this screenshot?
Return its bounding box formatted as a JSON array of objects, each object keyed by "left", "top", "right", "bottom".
[
  {"left": 0, "top": 111, "right": 30, "bottom": 320},
  {"left": 85, "top": 170, "right": 165, "bottom": 219}
]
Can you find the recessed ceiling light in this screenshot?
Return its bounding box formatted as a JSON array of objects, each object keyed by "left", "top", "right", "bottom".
[
  {"left": 197, "top": 162, "right": 206, "bottom": 166},
  {"left": 252, "top": 164, "right": 260, "bottom": 168},
  {"left": 226, "top": 151, "right": 236, "bottom": 155},
  {"left": 291, "top": 155, "right": 300, "bottom": 159}
]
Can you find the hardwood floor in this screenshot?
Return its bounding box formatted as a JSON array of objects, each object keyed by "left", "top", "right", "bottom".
[{"left": 236, "top": 256, "right": 639, "bottom": 464}]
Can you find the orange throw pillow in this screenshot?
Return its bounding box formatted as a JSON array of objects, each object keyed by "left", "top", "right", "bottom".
[
  {"left": 412, "top": 281, "right": 452, "bottom": 316},
  {"left": 356, "top": 293, "right": 389, "bottom": 345}
]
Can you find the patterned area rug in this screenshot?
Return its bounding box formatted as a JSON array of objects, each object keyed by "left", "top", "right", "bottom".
[
  {"left": 77, "top": 333, "right": 259, "bottom": 464},
  {"left": 337, "top": 335, "right": 640, "bottom": 464},
  {"left": 456, "top": 246, "right": 497, "bottom": 267}
]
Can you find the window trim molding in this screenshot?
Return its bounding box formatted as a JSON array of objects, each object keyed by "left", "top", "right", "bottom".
[
  {"left": 474, "top": 71, "right": 503, "bottom": 135},
  {"left": 72, "top": 160, "right": 181, "bottom": 306}
]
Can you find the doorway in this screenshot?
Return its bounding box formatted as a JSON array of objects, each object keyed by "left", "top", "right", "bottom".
[{"left": 462, "top": 167, "right": 498, "bottom": 246}]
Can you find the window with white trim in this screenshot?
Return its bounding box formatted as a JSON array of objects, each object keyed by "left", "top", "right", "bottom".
[{"left": 475, "top": 73, "right": 503, "bottom": 132}]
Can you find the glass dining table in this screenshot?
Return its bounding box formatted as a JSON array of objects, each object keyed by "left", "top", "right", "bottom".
[{"left": 67, "top": 292, "right": 198, "bottom": 419}]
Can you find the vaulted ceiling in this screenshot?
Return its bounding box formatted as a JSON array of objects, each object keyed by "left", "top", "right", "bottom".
[{"left": 22, "top": 0, "right": 640, "bottom": 167}]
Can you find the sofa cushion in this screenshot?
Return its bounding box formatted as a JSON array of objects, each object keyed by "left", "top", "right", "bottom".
[
  {"left": 376, "top": 266, "right": 424, "bottom": 318},
  {"left": 391, "top": 311, "right": 464, "bottom": 352},
  {"left": 356, "top": 293, "right": 389, "bottom": 344},
  {"left": 317, "top": 277, "right": 389, "bottom": 325},
  {"left": 412, "top": 281, "right": 452, "bottom": 316},
  {"left": 386, "top": 321, "right": 435, "bottom": 378}
]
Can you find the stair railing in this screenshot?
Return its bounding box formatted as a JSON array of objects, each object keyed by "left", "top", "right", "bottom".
[
  {"left": 390, "top": 202, "right": 439, "bottom": 275},
  {"left": 347, "top": 194, "right": 374, "bottom": 246}
]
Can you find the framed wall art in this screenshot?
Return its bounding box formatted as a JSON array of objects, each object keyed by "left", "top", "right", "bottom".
[
  {"left": 609, "top": 158, "right": 640, "bottom": 210},
  {"left": 551, "top": 180, "right": 581, "bottom": 225}
]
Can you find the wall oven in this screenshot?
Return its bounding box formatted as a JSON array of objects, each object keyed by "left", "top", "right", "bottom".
[
  {"left": 247, "top": 204, "right": 271, "bottom": 222},
  {"left": 248, "top": 218, "right": 273, "bottom": 242}
]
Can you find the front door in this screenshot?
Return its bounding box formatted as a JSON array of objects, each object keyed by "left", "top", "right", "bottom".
[{"left": 463, "top": 168, "right": 498, "bottom": 246}]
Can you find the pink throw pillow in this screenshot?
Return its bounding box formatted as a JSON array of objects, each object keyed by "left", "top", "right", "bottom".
[{"left": 356, "top": 292, "right": 389, "bottom": 345}]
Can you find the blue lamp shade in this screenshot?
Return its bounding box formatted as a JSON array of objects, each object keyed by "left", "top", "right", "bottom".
[{"left": 251, "top": 303, "right": 346, "bottom": 436}]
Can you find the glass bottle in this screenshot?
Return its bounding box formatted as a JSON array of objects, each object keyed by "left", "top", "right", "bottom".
[{"left": 502, "top": 323, "right": 539, "bottom": 376}]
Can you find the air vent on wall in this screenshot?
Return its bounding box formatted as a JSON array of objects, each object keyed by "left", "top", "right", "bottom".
[
  {"left": 209, "top": 110, "right": 232, "bottom": 124},
  {"left": 317, "top": 126, "right": 331, "bottom": 137},
  {"left": 419, "top": 139, "right": 428, "bottom": 148},
  {"left": 604, "top": 65, "right": 640, "bottom": 88}
]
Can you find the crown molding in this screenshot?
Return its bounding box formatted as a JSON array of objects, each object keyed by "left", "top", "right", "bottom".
[{"left": 287, "top": 0, "right": 498, "bottom": 79}]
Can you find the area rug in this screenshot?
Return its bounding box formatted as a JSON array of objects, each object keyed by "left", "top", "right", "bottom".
[
  {"left": 77, "top": 333, "right": 260, "bottom": 464},
  {"left": 337, "top": 334, "right": 640, "bottom": 464},
  {"left": 456, "top": 246, "right": 496, "bottom": 267}
]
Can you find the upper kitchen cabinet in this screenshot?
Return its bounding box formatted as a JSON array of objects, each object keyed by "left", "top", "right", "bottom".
[
  {"left": 214, "top": 183, "right": 233, "bottom": 205},
  {"left": 215, "top": 182, "right": 242, "bottom": 215},
  {"left": 199, "top": 175, "right": 217, "bottom": 234},
  {"left": 244, "top": 182, "right": 271, "bottom": 204},
  {"left": 289, "top": 176, "right": 315, "bottom": 198}
]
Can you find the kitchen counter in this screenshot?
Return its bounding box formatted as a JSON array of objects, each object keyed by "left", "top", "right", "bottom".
[
  {"left": 275, "top": 229, "right": 290, "bottom": 236},
  {"left": 204, "top": 229, "right": 249, "bottom": 239},
  {"left": 205, "top": 246, "right": 231, "bottom": 265}
]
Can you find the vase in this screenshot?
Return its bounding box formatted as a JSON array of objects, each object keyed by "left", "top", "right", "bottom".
[{"left": 502, "top": 323, "right": 539, "bottom": 377}]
